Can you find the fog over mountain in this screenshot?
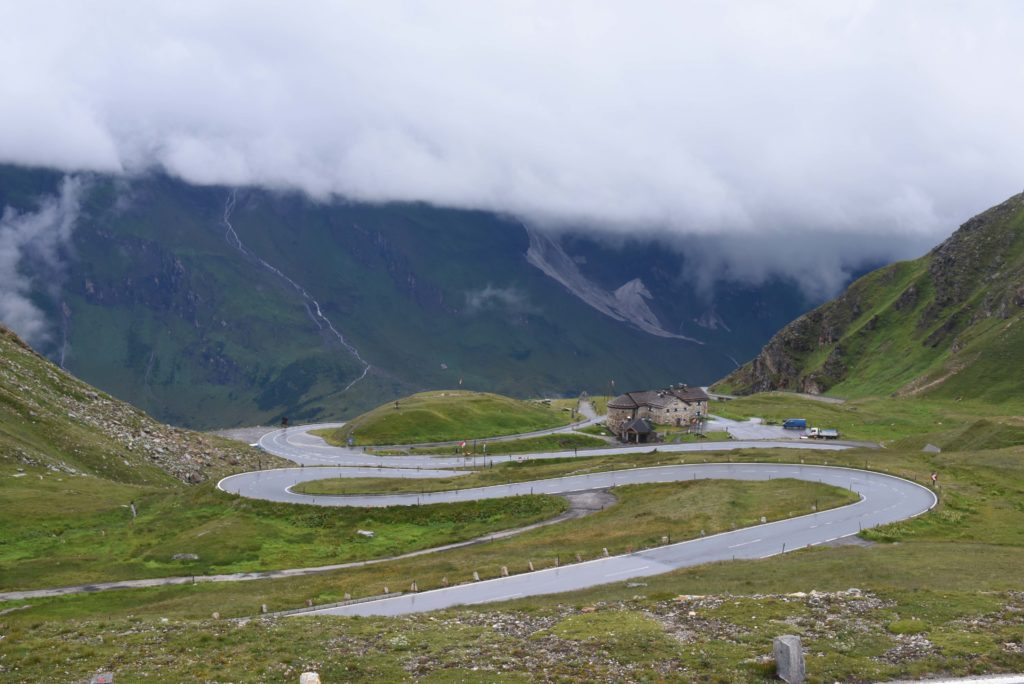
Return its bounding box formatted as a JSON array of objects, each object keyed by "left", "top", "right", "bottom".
[
  {"left": 0, "top": 177, "right": 80, "bottom": 347},
  {"left": 2, "top": 2, "right": 1023, "bottom": 296}
]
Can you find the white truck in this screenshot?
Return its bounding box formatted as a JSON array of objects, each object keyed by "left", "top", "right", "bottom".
[{"left": 803, "top": 427, "right": 840, "bottom": 440}]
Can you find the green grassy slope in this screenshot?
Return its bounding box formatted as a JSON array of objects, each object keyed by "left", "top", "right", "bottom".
[
  {"left": 0, "top": 325, "right": 568, "bottom": 591},
  {"left": 0, "top": 325, "right": 270, "bottom": 485},
  {"left": 716, "top": 192, "right": 1024, "bottom": 402},
  {"left": 0, "top": 470, "right": 564, "bottom": 591},
  {"left": 2, "top": 471, "right": 855, "bottom": 607},
  {"left": 369, "top": 432, "right": 608, "bottom": 457},
  {"left": 316, "top": 390, "right": 575, "bottom": 445},
  {"left": 709, "top": 391, "right": 1024, "bottom": 451}
]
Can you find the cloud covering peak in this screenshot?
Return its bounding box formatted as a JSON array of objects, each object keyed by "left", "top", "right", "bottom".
[
  {"left": 0, "top": 177, "right": 81, "bottom": 348},
  {"left": 2, "top": 2, "right": 1023, "bottom": 292}
]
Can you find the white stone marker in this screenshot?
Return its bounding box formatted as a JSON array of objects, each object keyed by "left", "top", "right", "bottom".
[{"left": 773, "top": 635, "right": 805, "bottom": 684}]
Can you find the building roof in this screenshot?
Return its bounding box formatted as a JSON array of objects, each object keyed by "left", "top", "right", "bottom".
[
  {"left": 607, "top": 385, "right": 710, "bottom": 410},
  {"left": 623, "top": 417, "right": 654, "bottom": 434},
  {"left": 670, "top": 385, "right": 711, "bottom": 403}
]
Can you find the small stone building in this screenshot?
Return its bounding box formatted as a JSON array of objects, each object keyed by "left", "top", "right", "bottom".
[
  {"left": 606, "top": 385, "right": 710, "bottom": 440},
  {"left": 621, "top": 417, "right": 655, "bottom": 443}
]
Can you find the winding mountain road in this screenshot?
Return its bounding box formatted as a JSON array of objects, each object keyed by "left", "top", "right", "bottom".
[
  {"left": 254, "top": 422, "right": 856, "bottom": 468},
  {"left": 217, "top": 422, "right": 937, "bottom": 617}
]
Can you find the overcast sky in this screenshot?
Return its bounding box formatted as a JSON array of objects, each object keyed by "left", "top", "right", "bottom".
[{"left": 1, "top": 1, "right": 1023, "bottom": 295}]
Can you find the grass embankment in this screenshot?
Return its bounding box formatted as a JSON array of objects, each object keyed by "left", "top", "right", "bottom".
[
  {"left": 659, "top": 429, "right": 731, "bottom": 443},
  {"left": 296, "top": 452, "right": 656, "bottom": 496},
  {"left": 590, "top": 395, "right": 611, "bottom": 415},
  {"left": 372, "top": 432, "right": 608, "bottom": 456},
  {"left": 0, "top": 465, "right": 565, "bottom": 591},
  {"left": 578, "top": 424, "right": 613, "bottom": 436},
  {"left": 313, "top": 391, "right": 575, "bottom": 446},
  {"left": 0, "top": 474, "right": 854, "bottom": 620},
  {"left": 547, "top": 396, "right": 612, "bottom": 415},
  {"left": 295, "top": 444, "right": 741, "bottom": 496},
  {"left": 544, "top": 398, "right": 582, "bottom": 415},
  {"left": 711, "top": 392, "right": 1024, "bottom": 446}
]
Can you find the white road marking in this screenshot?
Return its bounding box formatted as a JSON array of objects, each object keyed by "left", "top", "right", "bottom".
[
  {"left": 728, "top": 539, "right": 762, "bottom": 549},
  {"left": 471, "top": 593, "right": 521, "bottom": 604},
  {"left": 605, "top": 566, "right": 648, "bottom": 577}
]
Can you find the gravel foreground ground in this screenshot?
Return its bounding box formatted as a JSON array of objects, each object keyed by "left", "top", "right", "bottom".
[{"left": 7, "top": 589, "right": 1024, "bottom": 682}]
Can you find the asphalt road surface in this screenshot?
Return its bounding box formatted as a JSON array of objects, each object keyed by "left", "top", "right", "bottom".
[
  {"left": 219, "top": 424, "right": 936, "bottom": 617},
  {"left": 285, "top": 463, "right": 935, "bottom": 616},
  {"left": 256, "top": 423, "right": 855, "bottom": 469}
]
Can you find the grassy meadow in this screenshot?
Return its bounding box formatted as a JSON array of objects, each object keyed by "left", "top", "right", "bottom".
[
  {"left": 0, "top": 464, "right": 565, "bottom": 591},
  {"left": 711, "top": 391, "right": 1024, "bottom": 447},
  {"left": 313, "top": 391, "right": 576, "bottom": 446},
  {"left": 8, "top": 423, "right": 1024, "bottom": 681},
  {"left": 5, "top": 391, "right": 1024, "bottom": 681},
  {"left": 0, "top": 474, "right": 856, "bottom": 620},
  {"left": 370, "top": 432, "right": 608, "bottom": 457}
]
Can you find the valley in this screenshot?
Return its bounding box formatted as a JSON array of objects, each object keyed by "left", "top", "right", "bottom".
[
  {"left": 5, "top": 387, "right": 1024, "bottom": 681},
  {"left": 5, "top": 318, "right": 1024, "bottom": 680},
  {"left": 2, "top": 184, "right": 1024, "bottom": 682},
  {"left": 4, "top": 5, "right": 1024, "bottom": 682},
  {"left": 0, "top": 164, "right": 815, "bottom": 430}
]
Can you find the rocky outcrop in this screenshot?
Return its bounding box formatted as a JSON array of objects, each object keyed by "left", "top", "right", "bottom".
[
  {"left": 525, "top": 228, "right": 702, "bottom": 342},
  {"left": 719, "top": 281, "right": 869, "bottom": 395}
]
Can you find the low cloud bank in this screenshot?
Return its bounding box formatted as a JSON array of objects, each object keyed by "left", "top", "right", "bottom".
[
  {"left": 0, "top": 178, "right": 82, "bottom": 347},
  {"left": 1, "top": 2, "right": 1022, "bottom": 294}
]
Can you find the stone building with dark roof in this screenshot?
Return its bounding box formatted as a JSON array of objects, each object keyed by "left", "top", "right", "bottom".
[
  {"left": 606, "top": 385, "right": 709, "bottom": 440},
  {"left": 621, "top": 417, "right": 655, "bottom": 443}
]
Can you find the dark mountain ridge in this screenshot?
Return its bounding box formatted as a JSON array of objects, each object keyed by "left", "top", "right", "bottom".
[{"left": 2, "top": 164, "right": 819, "bottom": 428}]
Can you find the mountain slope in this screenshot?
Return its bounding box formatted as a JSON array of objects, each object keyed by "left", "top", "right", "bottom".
[
  {"left": 1, "top": 164, "right": 817, "bottom": 428},
  {"left": 0, "top": 324, "right": 272, "bottom": 484},
  {"left": 716, "top": 192, "right": 1024, "bottom": 402}
]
